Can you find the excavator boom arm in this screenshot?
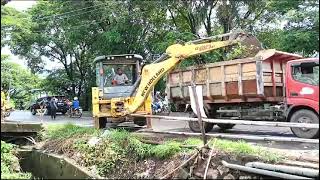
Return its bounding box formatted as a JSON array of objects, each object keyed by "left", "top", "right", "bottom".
[{"left": 127, "top": 34, "right": 247, "bottom": 114}]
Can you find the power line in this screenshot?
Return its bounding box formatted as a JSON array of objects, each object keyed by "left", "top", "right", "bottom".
[{"left": 35, "top": 3, "right": 106, "bottom": 21}]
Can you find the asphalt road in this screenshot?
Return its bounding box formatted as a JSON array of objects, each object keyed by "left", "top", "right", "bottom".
[
  {"left": 6, "top": 110, "right": 93, "bottom": 127},
  {"left": 5, "top": 110, "right": 319, "bottom": 152}
]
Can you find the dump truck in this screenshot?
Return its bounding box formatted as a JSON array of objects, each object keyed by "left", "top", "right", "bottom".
[{"left": 166, "top": 49, "right": 319, "bottom": 139}]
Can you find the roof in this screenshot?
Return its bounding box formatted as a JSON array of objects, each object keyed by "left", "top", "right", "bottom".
[
  {"left": 255, "top": 49, "right": 303, "bottom": 62},
  {"left": 93, "top": 54, "right": 143, "bottom": 63}
]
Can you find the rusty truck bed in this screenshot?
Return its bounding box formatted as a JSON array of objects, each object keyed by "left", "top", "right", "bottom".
[{"left": 166, "top": 49, "right": 302, "bottom": 104}]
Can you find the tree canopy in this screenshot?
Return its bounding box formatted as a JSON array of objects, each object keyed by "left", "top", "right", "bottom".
[
  {"left": 1, "top": 0, "right": 319, "bottom": 110},
  {"left": 1, "top": 57, "right": 41, "bottom": 108}
]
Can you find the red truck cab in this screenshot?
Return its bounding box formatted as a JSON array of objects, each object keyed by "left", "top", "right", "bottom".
[{"left": 286, "top": 58, "right": 319, "bottom": 138}]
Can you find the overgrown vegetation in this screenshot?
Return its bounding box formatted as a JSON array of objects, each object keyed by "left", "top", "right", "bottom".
[
  {"left": 1, "top": 141, "right": 32, "bottom": 179},
  {"left": 41, "top": 124, "right": 283, "bottom": 176},
  {"left": 41, "top": 123, "right": 101, "bottom": 140},
  {"left": 211, "top": 139, "right": 283, "bottom": 162}
]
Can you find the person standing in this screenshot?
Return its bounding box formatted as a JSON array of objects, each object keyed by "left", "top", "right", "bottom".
[{"left": 49, "top": 97, "right": 58, "bottom": 120}]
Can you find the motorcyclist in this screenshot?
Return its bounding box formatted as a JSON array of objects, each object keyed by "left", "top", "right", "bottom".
[
  {"left": 152, "top": 91, "right": 163, "bottom": 113},
  {"left": 71, "top": 97, "right": 80, "bottom": 113}
]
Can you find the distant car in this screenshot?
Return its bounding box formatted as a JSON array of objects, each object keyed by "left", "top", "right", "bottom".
[{"left": 30, "top": 96, "right": 69, "bottom": 115}]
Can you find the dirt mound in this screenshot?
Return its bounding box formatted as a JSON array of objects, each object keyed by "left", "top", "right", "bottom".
[{"left": 153, "top": 149, "right": 266, "bottom": 179}]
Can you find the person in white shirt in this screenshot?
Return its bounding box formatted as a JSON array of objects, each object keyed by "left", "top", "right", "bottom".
[{"left": 112, "top": 68, "right": 129, "bottom": 85}]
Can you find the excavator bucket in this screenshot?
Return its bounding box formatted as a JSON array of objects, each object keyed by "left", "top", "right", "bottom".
[
  {"left": 229, "top": 30, "right": 264, "bottom": 57},
  {"left": 239, "top": 34, "right": 263, "bottom": 56}
]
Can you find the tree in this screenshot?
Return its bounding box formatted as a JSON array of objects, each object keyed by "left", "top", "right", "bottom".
[
  {"left": 257, "top": 0, "right": 319, "bottom": 56},
  {"left": 1, "top": 59, "right": 41, "bottom": 108},
  {"left": 4, "top": 0, "right": 319, "bottom": 109}
]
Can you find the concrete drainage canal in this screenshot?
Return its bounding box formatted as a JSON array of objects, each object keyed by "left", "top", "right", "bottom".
[{"left": 17, "top": 148, "right": 99, "bottom": 179}]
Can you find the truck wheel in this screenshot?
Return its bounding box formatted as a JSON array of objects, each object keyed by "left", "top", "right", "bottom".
[
  {"left": 217, "top": 124, "right": 235, "bottom": 130},
  {"left": 189, "top": 121, "right": 214, "bottom": 133},
  {"left": 290, "top": 109, "right": 319, "bottom": 139},
  {"left": 133, "top": 117, "right": 146, "bottom": 126},
  {"left": 188, "top": 113, "right": 214, "bottom": 133}
]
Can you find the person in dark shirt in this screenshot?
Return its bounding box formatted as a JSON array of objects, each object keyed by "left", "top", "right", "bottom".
[{"left": 49, "top": 97, "right": 58, "bottom": 120}]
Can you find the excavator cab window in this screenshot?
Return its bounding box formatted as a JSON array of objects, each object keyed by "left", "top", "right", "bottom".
[
  {"left": 94, "top": 54, "right": 143, "bottom": 91},
  {"left": 102, "top": 64, "right": 135, "bottom": 86}
]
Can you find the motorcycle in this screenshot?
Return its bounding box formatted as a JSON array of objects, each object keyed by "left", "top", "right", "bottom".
[
  {"left": 67, "top": 107, "right": 83, "bottom": 118},
  {"left": 152, "top": 92, "right": 170, "bottom": 115}
]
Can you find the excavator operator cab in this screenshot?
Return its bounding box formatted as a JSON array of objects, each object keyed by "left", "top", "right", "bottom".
[
  {"left": 92, "top": 54, "right": 151, "bottom": 128},
  {"left": 94, "top": 54, "right": 143, "bottom": 99}
]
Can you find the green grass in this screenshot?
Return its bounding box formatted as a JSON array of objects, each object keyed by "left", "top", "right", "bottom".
[
  {"left": 41, "top": 123, "right": 101, "bottom": 140},
  {"left": 183, "top": 138, "right": 203, "bottom": 146},
  {"left": 105, "top": 129, "right": 182, "bottom": 159},
  {"left": 67, "top": 128, "right": 186, "bottom": 175},
  {"left": 151, "top": 141, "right": 182, "bottom": 159},
  {"left": 1, "top": 141, "right": 32, "bottom": 179},
  {"left": 210, "top": 138, "right": 282, "bottom": 162}
]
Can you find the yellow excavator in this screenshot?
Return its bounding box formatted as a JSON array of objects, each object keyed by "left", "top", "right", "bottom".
[
  {"left": 1, "top": 90, "right": 13, "bottom": 121},
  {"left": 92, "top": 30, "right": 261, "bottom": 128}
]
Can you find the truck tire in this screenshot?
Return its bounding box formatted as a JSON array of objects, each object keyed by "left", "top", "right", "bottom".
[
  {"left": 217, "top": 124, "right": 235, "bottom": 130},
  {"left": 290, "top": 109, "right": 319, "bottom": 139},
  {"left": 188, "top": 113, "right": 214, "bottom": 133},
  {"left": 189, "top": 121, "right": 214, "bottom": 133}
]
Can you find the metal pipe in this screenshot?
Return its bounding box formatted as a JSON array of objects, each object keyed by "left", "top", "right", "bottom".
[
  {"left": 130, "top": 114, "right": 319, "bottom": 129},
  {"left": 245, "top": 162, "right": 319, "bottom": 178},
  {"left": 221, "top": 160, "right": 312, "bottom": 179}
]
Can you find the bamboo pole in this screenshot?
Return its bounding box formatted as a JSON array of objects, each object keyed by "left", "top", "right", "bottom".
[
  {"left": 140, "top": 130, "right": 319, "bottom": 144},
  {"left": 159, "top": 140, "right": 212, "bottom": 179},
  {"left": 131, "top": 114, "right": 319, "bottom": 129},
  {"left": 204, "top": 148, "right": 215, "bottom": 179}
]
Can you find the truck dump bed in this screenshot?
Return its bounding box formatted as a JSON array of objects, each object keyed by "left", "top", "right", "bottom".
[{"left": 167, "top": 49, "right": 302, "bottom": 104}]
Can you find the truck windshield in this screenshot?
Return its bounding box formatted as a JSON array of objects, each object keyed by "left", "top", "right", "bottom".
[{"left": 292, "top": 63, "right": 319, "bottom": 86}]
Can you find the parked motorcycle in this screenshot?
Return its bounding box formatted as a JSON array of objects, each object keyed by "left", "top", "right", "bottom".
[{"left": 67, "top": 107, "right": 83, "bottom": 118}]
